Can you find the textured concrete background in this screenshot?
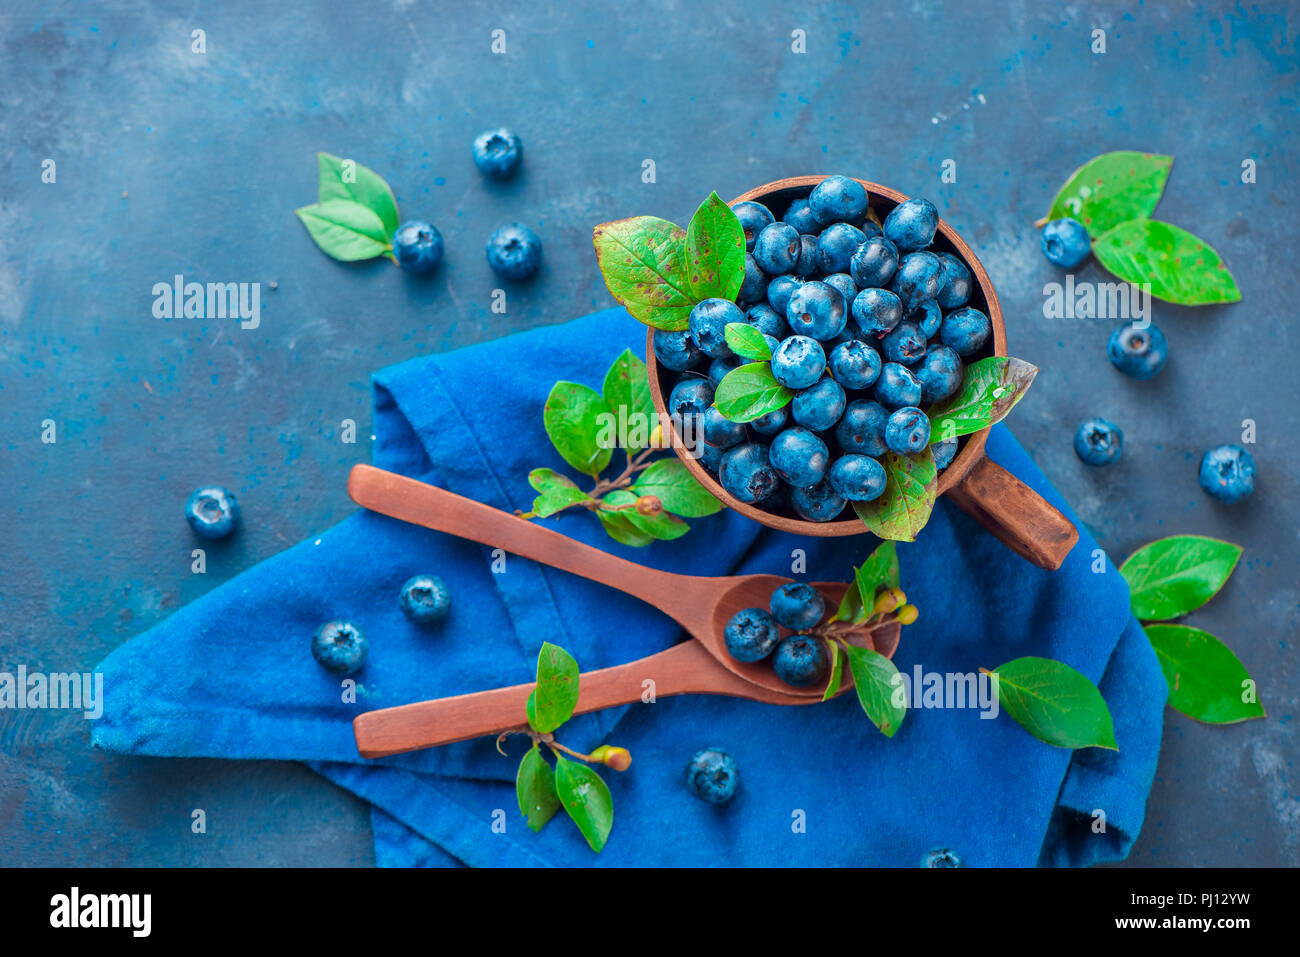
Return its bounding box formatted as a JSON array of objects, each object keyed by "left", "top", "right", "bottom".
[{"left": 1, "top": 0, "right": 1296, "bottom": 866}]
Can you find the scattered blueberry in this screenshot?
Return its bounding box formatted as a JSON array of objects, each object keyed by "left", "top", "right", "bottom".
[
  {"left": 808, "top": 175, "right": 868, "bottom": 227},
  {"left": 791, "top": 376, "right": 847, "bottom": 432},
  {"left": 873, "top": 362, "right": 923, "bottom": 409},
  {"left": 753, "top": 222, "right": 801, "bottom": 275},
  {"left": 851, "top": 287, "right": 904, "bottom": 337},
  {"left": 654, "top": 329, "right": 703, "bottom": 372},
  {"left": 724, "top": 607, "right": 782, "bottom": 663},
  {"left": 399, "top": 574, "right": 451, "bottom": 625},
  {"left": 885, "top": 407, "right": 931, "bottom": 455},
  {"left": 1040, "top": 217, "right": 1091, "bottom": 268},
  {"left": 685, "top": 748, "right": 739, "bottom": 804},
  {"left": 828, "top": 454, "right": 888, "bottom": 501},
  {"left": 392, "top": 220, "right": 445, "bottom": 274},
  {"left": 769, "top": 427, "right": 830, "bottom": 487},
  {"left": 185, "top": 486, "right": 240, "bottom": 539},
  {"left": 485, "top": 223, "right": 542, "bottom": 279},
  {"left": 921, "top": 848, "right": 962, "bottom": 868},
  {"left": 770, "top": 335, "right": 827, "bottom": 390},
  {"left": 1107, "top": 321, "right": 1168, "bottom": 380},
  {"left": 850, "top": 235, "right": 899, "bottom": 289},
  {"left": 731, "top": 200, "right": 775, "bottom": 251},
  {"left": 471, "top": 128, "right": 523, "bottom": 178},
  {"left": 769, "top": 582, "right": 827, "bottom": 630},
  {"left": 836, "top": 400, "right": 890, "bottom": 457},
  {"left": 786, "top": 281, "right": 848, "bottom": 341},
  {"left": 883, "top": 197, "right": 939, "bottom": 252},
  {"left": 829, "top": 339, "right": 882, "bottom": 390},
  {"left": 938, "top": 306, "right": 991, "bottom": 357},
  {"left": 719, "top": 442, "right": 780, "bottom": 504},
  {"left": 790, "top": 480, "right": 848, "bottom": 522},
  {"left": 772, "top": 634, "right": 829, "bottom": 687},
  {"left": 312, "top": 619, "right": 368, "bottom": 675},
  {"left": 1074, "top": 417, "right": 1123, "bottom": 466},
  {"left": 935, "top": 252, "right": 972, "bottom": 310},
  {"left": 1198, "top": 444, "right": 1255, "bottom": 503}
]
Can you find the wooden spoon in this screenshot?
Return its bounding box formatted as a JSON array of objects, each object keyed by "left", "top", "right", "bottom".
[{"left": 347, "top": 464, "right": 900, "bottom": 758}]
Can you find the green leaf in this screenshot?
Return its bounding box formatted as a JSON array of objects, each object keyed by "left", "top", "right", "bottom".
[
  {"left": 682, "top": 191, "right": 746, "bottom": 301},
  {"left": 714, "top": 362, "right": 793, "bottom": 422},
  {"left": 592, "top": 216, "right": 695, "bottom": 330},
  {"left": 856, "top": 541, "right": 900, "bottom": 598},
  {"left": 822, "top": 641, "right": 844, "bottom": 701},
  {"left": 1144, "top": 624, "right": 1265, "bottom": 725},
  {"left": 1045, "top": 151, "right": 1173, "bottom": 237},
  {"left": 833, "top": 580, "right": 864, "bottom": 624},
  {"left": 525, "top": 642, "right": 580, "bottom": 734},
  {"left": 596, "top": 508, "right": 654, "bottom": 547},
  {"left": 603, "top": 490, "right": 688, "bottom": 541},
  {"left": 724, "top": 322, "right": 772, "bottom": 361},
  {"left": 843, "top": 645, "right": 907, "bottom": 737},
  {"left": 631, "top": 458, "right": 722, "bottom": 517},
  {"left": 1093, "top": 218, "right": 1241, "bottom": 306},
  {"left": 527, "top": 468, "right": 589, "bottom": 518},
  {"left": 601, "top": 349, "right": 656, "bottom": 454},
  {"left": 294, "top": 200, "right": 392, "bottom": 261},
  {"left": 543, "top": 382, "right": 613, "bottom": 478},
  {"left": 1119, "top": 535, "right": 1242, "bottom": 621},
  {"left": 554, "top": 756, "right": 614, "bottom": 853},
  {"left": 927, "top": 357, "right": 1038, "bottom": 443},
  {"left": 991, "top": 657, "right": 1117, "bottom": 750},
  {"left": 317, "top": 152, "right": 400, "bottom": 238},
  {"left": 851, "top": 450, "right": 937, "bottom": 543},
  {"left": 516, "top": 745, "right": 562, "bottom": 832}
]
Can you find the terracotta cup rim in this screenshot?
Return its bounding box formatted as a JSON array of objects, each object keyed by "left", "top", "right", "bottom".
[{"left": 644, "top": 175, "right": 1007, "bottom": 537}]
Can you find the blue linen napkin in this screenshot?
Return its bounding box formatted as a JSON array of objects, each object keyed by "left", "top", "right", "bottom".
[{"left": 91, "top": 307, "right": 1166, "bottom": 867}]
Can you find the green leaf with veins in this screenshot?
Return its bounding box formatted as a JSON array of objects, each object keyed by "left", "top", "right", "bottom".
[
  {"left": 682, "top": 192, "right": 746, "bottom": 302},
  {"left": 516, "top": 745, "right": 561, "bottom": 832},
  {"left": 843, "top": 645, "right": 907, "bottom": 737},
  {"left": 528, "top": 468, "right": 589, "bottom": 518},
  {"left": 990, "top": 656, "right": 1117, "bottom": 750},
  {"left": 927, "top": 357, "right": 1038, "bottom": 443},
  {"left": 1143, "top": 624, "right": 1265, "bottom": 725},
  {"left": 603, "top": 490, "right": 687, "bottom": 541},
  {"left": 852, "top": 450, "right": 937, "bottom": 542},
  {"left": 543, "top": 382, "right": 613, "bottom": 478},
  {"left": 1119, "top": 535, "right": 1242, "bottom": 621},
  {"left": 724, "top": 322, "right": 773, "bottom": 360},
  {"left": 1045, "top": 151, "right": 1173, "bottom": 237},
  {"left": 317, "top": 152, "right": 401, "bottom": 238},
  {"left": 592, "top": 216, "right": 695, "bottom": 330},
  {"left": 525, "top": 642, "right": 580, "bottom": 734},
  {"left": 555, "top": 756, "right": 614, "bottom": 853},
  {"left": 630, "top": 458, "right": 722, "bottom": 517},
  {"left": 714, "top": 362, "right": 793, "bottom": 422},
  {"left": 295, "top": 200, "right": 392, "bottom": 261},
  {"left": 822, "top": 640, "right": 844, "bottom": 701},
  {"left": 601, "top": 349, "right": 656, "bottom": 454},
  {"left": 1092, "top": 218, "right": 1241, "bottom": 306}
]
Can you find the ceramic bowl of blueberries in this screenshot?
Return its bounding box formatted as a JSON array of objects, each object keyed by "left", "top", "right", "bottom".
[{"left": 645, "top": 175, "right": 1078, "bottom": 569}]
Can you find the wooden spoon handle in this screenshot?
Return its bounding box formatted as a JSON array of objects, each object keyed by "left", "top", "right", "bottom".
[
  {"left": 353, "top": 641, "right": 805, "bottom": 758},
  {"left": 347, "top": 464, "right": 715, "bottom": 616},
  {"left": 945, "top": 455, "right": 1079, "bottom": 571}
]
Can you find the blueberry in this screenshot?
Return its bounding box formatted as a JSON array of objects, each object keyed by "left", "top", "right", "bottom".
[
  {"left": 1198, "top": 444, "right": 1256, "bottom": 503},
  {"left": 771, "top": 335, "right": 827, "bottom": 390},
  {"left": 708, "top": 356, "right": 740, "bottom": 388},
  {"left": 701, "top": 406, "right": 747, "bottom": 449},
  {"left": 859, "top": 219, "right": 884, "bottom": 239},
  {"left": 723, "top": 607, "right": 781, "bottom": 662},
  {"left": 836, "top": 400, "right": 890, "bottom": 456},
  {"left": 829, "top": 339, "right": 882, "bottom": 390},
  {"left": 769, "top": 427, "right": 830, "bottom": 488},
  {"left": 485, "top": 223, "right": 542, "bottom": 279},
  {"left": 1074, "top": 417, "right": 1123, "bottom": 466},
  {"left": 753, "top": 222, "right": 802, "bottom": 275},
  {"left": 793, "top": 235, "right": 820, "bottom": 279},
  {"left": 910, "top": 299, "right": 943, "bottom": 338},
  {"left": 786, "top": 281, "right": 848, "bottom": 341},
  {"left": 719, "top": 442, "right": 780, "bottom": 504},
  {"left": 399, "top": 574, "right": 451, "bottom": 625},
  {"left": 772, "top": 634, "right": 829, "bottom": 687},
  {"left": 850, "top": 235, "right": 900, "bottom": 289},
  {"left": 766, "top": 275, "right": 803, "bottom": 315},
  {"left": 731, "top": 200, "right": 775, "bottom": 251},
  {"left": 737, "top": 253, "right": 770, "bottom": 306},
  {"left": 916, "top": 344, "right": 964, "bottom": 403},
  {"left": 688, "top": 298, "right": 743, "bottom": 359},
  {"left": 921, "top": 848, "right": 962, "bottom": 868},
  {"left": 873, "top": 362, "right": 923, "bottom": 409},
  {"left": 822, "top": 272, "right": 858, "bottom": 304},
  {"left": 782, "top": 197, "right": 821, "bottom": 235},
  {"left": 769, "top": 582, "right": 826, "bottom": 630},
  {"left": 185, "top": 484, "right": 240, "bottom": 540},
  {"left": 790, "top": 480, "right": 848, "bottom": 522},
  {"left": 809, "top": 175, "right": 868, "bottom": 227},
  {"left": 817, "top": 222, "right": 868, "bottom": 274},
  {"left": 312, "top": 619, "right": 368, "bottom": 675},
  {"left": 935, "top": 252, "right": 972, "bottom": 310},
  {"left": 885, "top": 407, "right": 931, "bottom": 455},
  {"left": 1107, "top": 321, "right": 1168, "bottom": 380},
  {"left": 471, "top": 128, "right": 523, "bottom": 178},
  {"left": 939, "top": 306, "right": 991, "bottom": 357},
  {"left": 756, "top": 481, "right": 790, "bottom": 513},
  {"left": 1040, "top": 217, "right": 1091, "bottom": 268},
  {"left": 745, "top": 303, "right": 788, "bottom": 339},
  {"left": 750, "top": 406, "right": 790, "bottom": 436},
  {"left": 851, "top": 287, "right": 904, "bottom": 337},
  {"left": 696, "top": 439, "right": 727, "bottom": 473},
  {"left": 889, "top": 251, "right": 942, "bottom": 309},
  {"left": 883, "top": 197, "right": 939, "bottom": 252},
  {"left": 392, "top": 220, "right": 445, "bottom": 274},
  {"left": 932, "top": 436, "right": 959, "bottom": 471},
  {"left": 792, "top": 376, "right": 847, "bottom": 432},
  {"left": 685, "top": 748, "right": 739, "bottom": 804},
  {"left": 828, "top": 454, "right": 888, "bottom": 501},
  {"left": 881, "top": 321, "right": 928, "bottom": 366},
  {"left": 653, "top": 329, "right": 703, "bottom": 372},
  {"left": 668, "top": 378, "right": 714, "bottom": 425}
]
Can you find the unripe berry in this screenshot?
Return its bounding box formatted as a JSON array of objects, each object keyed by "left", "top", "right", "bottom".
[
  {"left": 589, "top": 745, "right": 632, "bottom": 771},
  {"left": 873, "top": 586, "right": 906, "bottom": 615},
  {"left": 648, "top": 424, "right": 670, "bottom": 449},
  {"left": 896, "top": 604, "right": 919, "bottom": 625},
  {"left": 636, "top": 495, "right": 663, "bottom": 516}
]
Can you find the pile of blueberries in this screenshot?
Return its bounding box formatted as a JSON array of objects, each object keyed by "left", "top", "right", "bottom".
[
  {"left": 724, "top": 582, "right": 830, "bottom": 688},
  {"left": 653, "top": 175, "right": 991, "bottom": 522}
]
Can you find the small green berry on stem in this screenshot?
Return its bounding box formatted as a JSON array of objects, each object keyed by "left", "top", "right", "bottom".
[
  {"left": 873, "top": 586, "right": 907, "bottom": 615},
  {"left": 896, "top": 604, "right": 919, "bottom": 625},
  {"left": 590, "top": 744, "right": 633, "bottom": 771}
]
